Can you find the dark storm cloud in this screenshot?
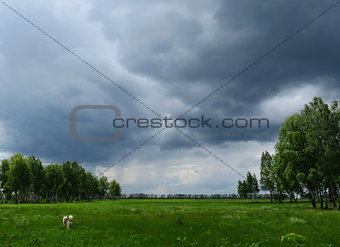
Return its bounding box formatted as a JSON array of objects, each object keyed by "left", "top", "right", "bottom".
[
  {"left": 0, "top": 1, "right": 159, "bottom": 164},
  {"left": 92, "top": 0, "right": 340, "bottom": 109},
  {"left": 100, "top": 0, "right": 340, "bottom": 148}
]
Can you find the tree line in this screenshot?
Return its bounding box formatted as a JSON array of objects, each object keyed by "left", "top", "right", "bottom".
[
  {"left": 0, "top": 153, "right": 121, "bottom": 203},
  {"left": 238, "top": 97, "right": 339, "bottom": 209},
  {"left": 119, "top": 193, "right": 261, "bottom": 199}
]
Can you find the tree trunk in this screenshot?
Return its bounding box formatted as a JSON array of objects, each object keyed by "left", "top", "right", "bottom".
[
  {"left": 324, "top": 189, "right": 329, "bottom": 209},
  {"left": 312, "top": 198, "right": 317, "bottom": 208},
  {"left": 319, "top": 190, "right": 324, "bottom": 209}
]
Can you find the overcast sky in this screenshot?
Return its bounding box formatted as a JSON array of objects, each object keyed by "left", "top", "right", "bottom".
[{"left": 0, "top": 0, "right": 339, "bottom": 194}]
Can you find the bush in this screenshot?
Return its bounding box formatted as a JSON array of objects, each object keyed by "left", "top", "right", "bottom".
[{"left": 281, "top": 233, "right": 306, "bottom": 246}]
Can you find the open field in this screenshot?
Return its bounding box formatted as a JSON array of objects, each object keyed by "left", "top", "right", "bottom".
[{"left": 0, "top": 199, "right": 339, "bottom": 247}]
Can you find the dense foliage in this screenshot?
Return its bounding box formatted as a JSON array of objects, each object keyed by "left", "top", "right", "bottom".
[
  {"left": 0, "top": 154, "right": 121, "bottom": 203},
  {"left": 237, "top": 172, "right": 260, "bottom": 198},
  {"left": 259, "top": 97, "right": 339, "bottom": 208}
]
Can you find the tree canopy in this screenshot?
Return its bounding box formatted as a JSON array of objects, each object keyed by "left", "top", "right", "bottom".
[
  {"left": 0, "top": 154, "right": 121, "bottom": 203},
  {"left": 259, "top": 97, "right": 339, "bottom": 208}
]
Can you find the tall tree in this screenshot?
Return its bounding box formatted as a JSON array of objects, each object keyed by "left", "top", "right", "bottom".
[
  {"left": 260, "top": 151, "right": 276, "bottom": 202},
  {"left": 61, "top": 161, "right": 85, "bottom": 201},
  {"left": 44, "top": 164, "right": 63, "bottom": 202},
  {"left": 108, "top": 179, "right": 122, "bottom": 199},
  {"left": 0, "top": 159, "right": 10, "bottom": 201},
  {"left": 237, "top": 172, "right": 259, "bottom": 198},
  {"left": 83, "top": 172, "right": 99, "bottom": 200},
  {"left": 98, "top": 176, "right": 109, "bottom": 200},
  {"left": 27, "top": 156, "right": 45, "bottom": 202},
  {"left": 275, "top": 114, "right": 306, "bottom": 202},
  {"left": 248, "top": 172, "right": 260, "bottom": 194},
  {"left": 237, "top": 180, "right": 248, "bottom": 198},
  {"left": 7, "top": 154, "right": 32, "bottom": 203},
  {"left": 301, "top": 98, "right": 339, "bottom": 208}
]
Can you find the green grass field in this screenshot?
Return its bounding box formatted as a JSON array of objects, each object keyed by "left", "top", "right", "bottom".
[{"left": 0, "top": 199, "right": 339, "bottom": 247}]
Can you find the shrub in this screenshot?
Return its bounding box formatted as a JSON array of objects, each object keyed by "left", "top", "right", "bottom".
[{"left": 281, "top": 233, "right": 306, "bottom": 246}]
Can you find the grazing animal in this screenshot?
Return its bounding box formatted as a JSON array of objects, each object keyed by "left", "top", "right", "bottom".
[{"left": 63, "top": 215, "right": 73, "bottom": 228}]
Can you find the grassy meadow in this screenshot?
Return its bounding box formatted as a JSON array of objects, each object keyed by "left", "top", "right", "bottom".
[{"left": 0, "top": 199, "right": 339, "bottom": 247}]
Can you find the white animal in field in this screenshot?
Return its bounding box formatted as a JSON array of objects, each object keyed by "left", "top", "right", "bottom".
[{"left": 63, "top": 215, "right": 73, "bottom": 228}]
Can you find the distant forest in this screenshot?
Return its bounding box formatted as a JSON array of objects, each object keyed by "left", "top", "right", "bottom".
[
  {"left": 238, "top": 97, "right": 340, "bottom": 209},
  {"left": 0, "top": 154, "right": 121, "bottom": 203}
]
